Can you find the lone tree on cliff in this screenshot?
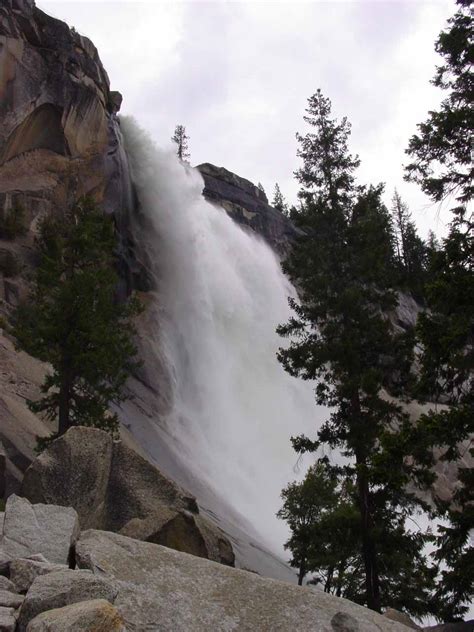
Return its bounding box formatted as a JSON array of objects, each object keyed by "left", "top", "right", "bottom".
[
  {"left": 272, "top": 183, "right": 289, "bottom": 215},
  {"left": 172, "top": 124, "right": 190, "bottom": 162},
  {"left": 13, "top": 196, "right": 142, "bottom": 446}
]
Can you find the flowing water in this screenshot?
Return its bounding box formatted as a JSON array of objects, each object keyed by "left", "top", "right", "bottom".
[{"left": 120, "top": 118, "right": 328, "bottom": 560}]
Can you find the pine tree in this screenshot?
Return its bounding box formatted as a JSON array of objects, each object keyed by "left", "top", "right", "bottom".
[
  {"left": 277, "top": 90, "right": 424, "bottom": 612},
  {"left": 403, "top": 2, "right": 474, "bottom": 618},
  {"left": 277, "top": 462, "right": 339, "bottom": 586},
  {"left": 405, "top": 0, "right": 473, "bottom": 206},
  {"left": 390, "top": 190, "right": 427, "bottom": 292},
  {"left": 272, "top": 183, "right": 289, "bottom": 215},
  {"left": 278, "top": 463, "right": 437, "bottom": 618},
  {"left": 13, "top": 197, "right": 142, "bottom": 444},
  {"left": 171, "top": 124, "right": 190, "bottom": 162}
]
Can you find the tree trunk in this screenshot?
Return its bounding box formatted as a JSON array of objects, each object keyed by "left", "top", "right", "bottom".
[
  {"left": 351, "top": 392, "right": 381, "bottom": 613},
  {"left": 298, "top": 556, "right": 306, "bottom": 586},
  {"left": 324, "top": 566, "right": 334, "bottom": 593},
  {"left": 58, "top": 357, "right": 73, "bottom": 436},
  {"left": 356, "top": 462, "right": 381, "bottom": 611}
]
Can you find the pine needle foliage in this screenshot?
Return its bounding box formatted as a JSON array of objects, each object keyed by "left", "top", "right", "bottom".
[{"left": 13, "top": 196, "right": 142, "bottom": 446}]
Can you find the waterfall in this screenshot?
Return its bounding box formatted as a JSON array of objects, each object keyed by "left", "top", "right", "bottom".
[{"left": 119, "top": 117, "right": 328, "bottom": 563}]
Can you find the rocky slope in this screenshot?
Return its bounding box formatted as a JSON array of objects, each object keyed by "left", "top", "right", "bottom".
[{"left": 0, "top": 493, "right": 414, "bottom": 631}]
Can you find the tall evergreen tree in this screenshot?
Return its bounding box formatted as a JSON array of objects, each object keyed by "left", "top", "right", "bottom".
[
  {"left": 277, "top": 90, "right": 420, "bottom": 612},
  {"left": 13, "top": 197, "right": 142, "bottom": 443},
  {"left": 171, "top": 124, "right": 190, "bottom": 162},
  {"left": 405, "top": 0, "right": 473, "bottom": 207},
  {"left": 403, "top": 1, "right": 473, "bottom": 619}
]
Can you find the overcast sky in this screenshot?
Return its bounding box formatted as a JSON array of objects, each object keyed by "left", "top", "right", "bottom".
[{"left": 38, "top": 0, "right": 455, "bottom": 238}]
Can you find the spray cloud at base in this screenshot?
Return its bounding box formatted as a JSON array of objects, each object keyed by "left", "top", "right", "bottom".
[{"left": 121, "top": 117, "right": 329, "bottom": 557}]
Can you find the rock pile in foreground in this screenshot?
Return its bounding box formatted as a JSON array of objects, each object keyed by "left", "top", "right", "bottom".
[
  {"left": 0, "top": 492, "right": 469, "bottom": 631},
  {"left": 0, "top": 495, "right": 410, "bottom": 631}
]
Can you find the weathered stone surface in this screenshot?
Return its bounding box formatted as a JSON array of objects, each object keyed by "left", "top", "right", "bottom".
[
  {"left": 0, "top": 588, "right": 23, "bottom": 608},
  {"left": 26, "top": 599, "right": 125, "bottom": 632},
  {"left": 197, "top": 163, "right": 300, "bottom": 255},
  {"left": 0, "top": 577, "right": 16, "bottom": 593},
  {"left": 22, "top": 427, "right": 234, "bottom": 565},
  {"left": 120, "top": 508, "right": 235, "bottom": 566},
  {"left": 77, "top": 529, "right": 411, "bottom": 632},
  {"left": 0, "top": 441, "right": 5, "bottom": 500},
  {"left": 10, "top": 558, "right": 67, "bottom": 594},
  {"left": 0, "top": 495, "right": 79, "bottom": 565},
  {"left": 22, "top": 428, "right": 113, "bottom": 531},
  {"left": 17, "top": 569, "right": 117, "bottom": 632},
  {"left": 331, "top": 611, "right": 360, "bottom": 631},
  {"left": 384, "top": 608, "right": 421, "bottom": 630},
  {"left": 0, "top": 605, "right": 16, "bottom": 632}
]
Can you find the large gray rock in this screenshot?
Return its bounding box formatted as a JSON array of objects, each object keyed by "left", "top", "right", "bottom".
[
  {"left": 0, "top": 606, "right": 16, "bottom": 632},
  {"left": 21, "top": 428, "right": 113, "bottom": 531},
  {"left": 0, "top": 577, "right": 15, "bottom": 593},
  {"left": 10, "top": 558, "right": 68, "bottom": 594},
  {"left": 0, "top": 589, "right": 23, "bottom": 608},
  {"left": 0, "top": 495, "right": 79, "bottom": 566},
  {"left": 25, "top": 599, "right": 126, "bottom": 631},
  {"left": 120, "top": 508, "right": 235, "bottom": 567},
  {"left": 22, "top": 427, "right": 233, "bottom": 565},
  {"left": 17, "top": 569, "right": 118, "bottom": 632},
  {"left": 76, "top": 529, "right": 411, "bottom": 632},
  {"left": 384, "top": 608, "right": 421, "bottom": 630}
]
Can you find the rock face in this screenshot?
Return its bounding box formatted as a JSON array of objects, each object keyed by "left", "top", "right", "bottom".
[
  {"left": 197, "top": 163, "right": 299, "bottom": 254},
  {"left": 0, "top": 0, "right": 128, "bottom": 219},
  {"left": 76, "top": 529, "right": 411, "bottom": 632},
  {"left": 0, "top": 0, "right": 148, "bottom": 312},
  {"left": 0, "top": 495, "right": 79, "bottom": 567},
  {"left": 21, "top": 427, "right": 234, "bottom": 566},
  {"left": 26, "top": 599, "right": 126, "bottom": 632}
]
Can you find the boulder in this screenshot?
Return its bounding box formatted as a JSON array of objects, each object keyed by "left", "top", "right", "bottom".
[
  {"left": 21, "top": 428, "right": 234, "bottom": 565},
  {"left": 10, "top": 558, "right": 68, "bottom": 593},
  {"left": 0, "top": 495, "right": 79, "bottom": 566},
  {"left": 16, "top": 569, "right": 118, "bottom": 632},
  {"left": 25, "top": 599, "right": 126, "bottom": 631},
  {"left": 384, "top": 608, "right": 421, "bottom": 630},
  {"left": 0, "top": 577, "right": 15, "bottom": 593},
  {"left": 21, "top": 428, "right": 113, "bottom": 531},
  {"left": 120, "top": 508, "right": 234, "bottom": 566},
  {"left": 76, "top": 529, "right": 411, "bottom": 632},
  {"left": 0, "top": 606, "right": 16, "bottom": 632},
  {"left": 0, "top": 589, "right": 23, "bottom": 608}
]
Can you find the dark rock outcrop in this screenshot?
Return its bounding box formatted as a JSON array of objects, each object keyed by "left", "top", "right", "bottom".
[
  {"left": 21, "top": 427, "right": 234, "bottom": 566},
  {"left": 197, "top": 163, "right": 300, "bottom": 255}
]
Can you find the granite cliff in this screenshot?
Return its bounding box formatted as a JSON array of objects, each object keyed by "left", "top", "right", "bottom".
[{"left": 197, "top": 162, "right": 298, "bottom": 255}]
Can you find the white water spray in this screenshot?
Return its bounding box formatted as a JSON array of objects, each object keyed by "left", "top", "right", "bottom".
[{"left": 121, "top": 118, "right": 328, "bottom": 557}]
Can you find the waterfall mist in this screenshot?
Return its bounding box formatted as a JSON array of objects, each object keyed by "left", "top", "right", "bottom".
[{"left": 121, "top": 118, "right": 328, "bottom": 558}]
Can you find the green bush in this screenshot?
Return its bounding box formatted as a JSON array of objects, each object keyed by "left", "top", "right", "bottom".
[{"left": 0, "top": 206, "right": 27, "bottom": 240}]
